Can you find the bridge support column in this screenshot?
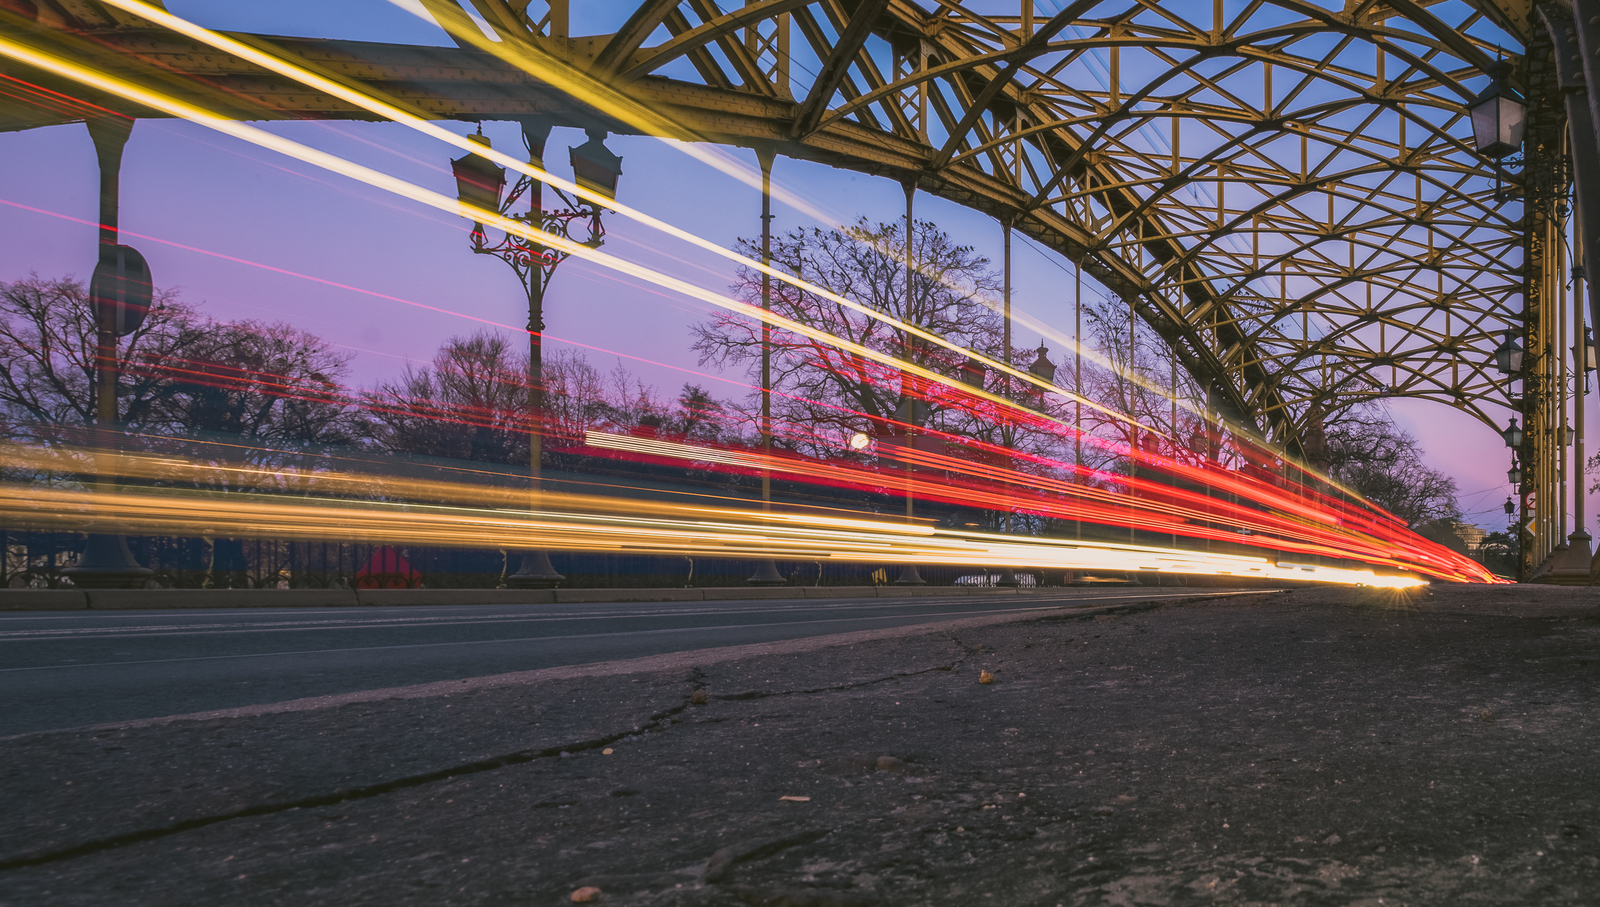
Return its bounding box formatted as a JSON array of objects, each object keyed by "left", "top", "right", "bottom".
[
  {"left": 894, "top": 179, "right": 924, "bottom": 586},
  {"left": 995, "top": 218, "right": 1019, "bottom": 588},
  {"left": 748, "top": 145, "right": 785, "bottom": 587},
  {"left": 62, "top": 116, "right": 151, "bottom": 590},
  {"left": 1519, "top": 23, "right": 1567, "bottom": 581},
  {"left": 1550, "top": 1, "right": 1600, "bottom": 580}
]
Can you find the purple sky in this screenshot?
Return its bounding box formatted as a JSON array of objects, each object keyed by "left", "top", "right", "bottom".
[{"left": 0, "top": 0, "right": 1576, "bottom": 534}]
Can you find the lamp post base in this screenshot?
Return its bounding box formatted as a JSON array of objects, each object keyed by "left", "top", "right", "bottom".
[
  {"left": 746, "top": 559, "right": 786, "bottom": 586},
  {"left": 61, "top": 533, "right": 152, "bottom": 589},
  {"left": 507, "top": 550, "right": 564, "bottom": 589},
  {"left": 894, "top": 564, "right": 926, "bottom": 585},
  {"left": 996, "top": 568, "right": 1019, "bottom": 587}
]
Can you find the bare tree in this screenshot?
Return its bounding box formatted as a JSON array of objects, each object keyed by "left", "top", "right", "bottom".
[
  {"left": 0, "top": 273, "right": 353, "bottom": 446},
  {"left": 542, "top": 348, "right": 611, "bottom": 444},
  {"left": 1324, "top": 413, "right": 1460, "bottom": 525},
  {"left": 1076, "top": 291, "right": 1210, "bottom": 478},
  {"left": 139, "top": 320, "right": 353, "bottom": 444},
  {"left": 362, "top": 331, "right": 530, "bottom": 465},
  {"left": 1, "top": 273, "right": 185, "bottom": 431},
  {"left": 693, "top": 216, "right": 1003, "bottom": 457}
]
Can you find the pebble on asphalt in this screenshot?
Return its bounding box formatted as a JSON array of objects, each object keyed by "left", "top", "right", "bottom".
[
  {"left": 690, "top": 689, "right": 708, "bottom": 705},
  {"left": 570, "top": 886, "right": 602, "bottom": 902},
  {"left": 979, "top": 670, "right": 995, "bottom": 684}
]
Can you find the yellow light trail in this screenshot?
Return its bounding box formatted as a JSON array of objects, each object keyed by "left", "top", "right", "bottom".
[
  {"left": 374, "top": 0, "right": 1364, "bottom": 490},
  {"left": 99, "top": 0, "right": 1329, "bottom": 485},
  {"left": 91, "top": 0, "right": 1127, "bottom": 429},
  {"left": 6, "top": 17, "right": 1404, "bottom": 536},
  {"left": 0, "top": 29, "right": 1163, "bottom": 456},
  {"left": 385, "top": 0, "right": 1245, "bottom": 444},
  {"left": 0, "top": 477, "right": 1424, "bottom": 590}
]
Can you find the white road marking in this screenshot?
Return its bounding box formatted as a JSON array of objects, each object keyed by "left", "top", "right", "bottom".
[
  {"left": 0, "top": 591, "right": 1259, "bottom": 672},
  {"left": 0, "top": 591, "right": 1222, "bottom": 642}
]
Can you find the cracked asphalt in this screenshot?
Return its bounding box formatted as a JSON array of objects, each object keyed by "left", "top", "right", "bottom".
[{"left": 1, "top": 583, "right": 1598, "bottom": 905}]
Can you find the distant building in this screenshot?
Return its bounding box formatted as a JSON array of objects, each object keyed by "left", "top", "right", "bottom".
[{"left": 1455, "top": 523, "right": 1487, "bottom": 552}]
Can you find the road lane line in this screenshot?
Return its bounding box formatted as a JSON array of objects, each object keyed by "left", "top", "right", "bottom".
[
  {"left": 0, "top": 592, "right": 1255, "bottom": 672},
  {"left": 0, "top": 591, "right": 1219, "bottom": 642}
]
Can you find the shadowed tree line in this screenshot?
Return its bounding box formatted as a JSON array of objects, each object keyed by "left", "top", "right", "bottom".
[{"left": 0, "top": 274, "right": 727, "bottom": 468}]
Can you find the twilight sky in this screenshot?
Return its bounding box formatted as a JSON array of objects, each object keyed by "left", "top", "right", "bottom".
[{"left": 0, "top": 0, "right": 1578, "bottom": 534}]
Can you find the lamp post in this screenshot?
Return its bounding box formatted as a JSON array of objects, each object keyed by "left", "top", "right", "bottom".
[
  {"left": 453, "top": 120, "right": 621, "bottom": 589},
  {"left": 747, "top": 147, "right": 786, "bottom": 586},
  {"left": 1468, "top": 60, "right": 1532, "bottom": 578}
]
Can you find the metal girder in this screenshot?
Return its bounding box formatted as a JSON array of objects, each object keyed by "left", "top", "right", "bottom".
[
  {"left": 926, "top": 1, "right": 1089, "bottom": 171},
  {"left": 617, "top": 0, "right": 811, "bottom": 85},
  {"left": 791, "top": 0, "right": 891, "bottom": 139},
  {"left": 594, "top": 0, "right": 680, "bottom": 77}
]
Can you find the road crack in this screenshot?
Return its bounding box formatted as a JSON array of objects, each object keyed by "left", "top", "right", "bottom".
[{"left": 0, "top": 697, "right": 697, "bottom": 873}]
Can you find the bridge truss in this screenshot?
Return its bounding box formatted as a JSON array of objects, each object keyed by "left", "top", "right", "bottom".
[{"left": 0, "top": 0, "right": 1582, "bottom": 576}]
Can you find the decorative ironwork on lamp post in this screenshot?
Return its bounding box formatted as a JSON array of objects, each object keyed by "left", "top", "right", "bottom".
[{"left": 452, "top": 120, "right": 622, "bottom": 589}]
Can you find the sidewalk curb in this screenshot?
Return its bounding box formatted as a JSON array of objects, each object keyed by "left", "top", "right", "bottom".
[{"left": 0, "top": 590, "right": 88, "bottom": 611}]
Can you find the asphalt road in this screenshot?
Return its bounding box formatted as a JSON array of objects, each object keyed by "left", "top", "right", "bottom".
[{"left": 0, "top": 588, "right": 1227, "bottom": 737}]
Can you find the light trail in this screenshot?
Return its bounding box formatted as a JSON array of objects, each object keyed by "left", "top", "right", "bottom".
[
  {"left": 83, "top": 0, "right": 1138, "bottom": 429},
  {"left": 0, "top": 29, "right": 1181, "bottom": 488},
  {"left": 6, "top": 15, "right": 1304, "bottom": 480},
  {"left": 577, "top": 432, "right": 1496, "bottom": 583},
  {"left": 33, "top": 1, "right": 1324, "bottom": 485},
  {"left": 0, "top": 467, "right": 1424, "bottom": 589},
  {"left": 0, "top": 441, "right": 1498, "bottom": 584},
  {"left": 104, "top": 331, "right": 1455, "bottom": 580},
  {"left": 0, "top": 25, "right": 1496, "bottom": 584}
]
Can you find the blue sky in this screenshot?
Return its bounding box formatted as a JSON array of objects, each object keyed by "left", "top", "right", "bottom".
[{"left": 0, "top": 0, "right": 1569, "bottom": 533}]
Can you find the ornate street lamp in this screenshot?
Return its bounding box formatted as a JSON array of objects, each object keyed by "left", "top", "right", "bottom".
[
  {"left": 1577, "top": 327, "right": 1597, "bottom": 373},
  {"left": 1468, "top": 59, "right": 1526, "bottom": 202},
  {"left": 1493, "top": 331, "right": 1524, "bottom": 375},
  {"left": 1468, "top": 60, "right": 1526, "bottom": 160},
  {"left": 1507, "top": 462, "right": 1524, "bottom": 485},
  {"left": 1504, "top": 496, "right": 1515, "bottom": 517},
  {"left": 453, "top": 120, "right": 621, "bottom": 589},
  {"left": 451, "top": 132, "right": 504, "bottom": 214},
  {"left": 1028, "top": 343, "right": 1057, "bottom": 385},
  {"left": 1501, "top": 417, "right": 1525, "bottom": 448}
]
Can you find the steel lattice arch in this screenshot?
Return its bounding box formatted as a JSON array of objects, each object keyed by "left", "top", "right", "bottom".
[{"left": 0, "top": 0, "right": 1580, "bottom": 576}]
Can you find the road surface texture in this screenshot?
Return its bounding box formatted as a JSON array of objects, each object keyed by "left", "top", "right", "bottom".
[
  {"left": 0, "top": 589, "right": 1212, "bottom": 736},
  {"left": 1, "top": 583, "right": 1597, "bottom": 905}
]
